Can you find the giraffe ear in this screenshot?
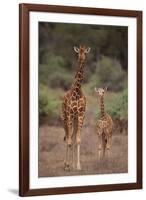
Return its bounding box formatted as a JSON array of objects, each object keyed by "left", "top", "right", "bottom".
[
  {"left": 85, "top": 47, "right": 91, "bottom": 53},
  {"left": 74, "top": 46, "right": 79, "bottom": 53}
]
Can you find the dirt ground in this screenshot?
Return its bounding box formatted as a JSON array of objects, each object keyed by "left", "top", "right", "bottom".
[{"left": 38, "top": 113, "right": 128, "bottom": 177}]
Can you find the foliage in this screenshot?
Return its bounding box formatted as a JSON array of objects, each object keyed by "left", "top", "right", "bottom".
[
  {"left": 48, "top": 71, "right": 73, "bottom": 90},
  {"left": 39, "top": 55, "right": 65, "bottom": 85},
  {"left": 39, "top": 22, "right": 128, "bottom": 71},
  {"left": 39, "top": 22, "right": 128, "bottom": 92},
  {"left": 83, "top": 56, "right": 127, "bottom": 93},
  {"left": 38, "top": 22, "right": 128, "bottom": 125},
  {"left": 39, "top": 85, "right": 61, "bottom": 124},
  {"left": 95, "top": 56, "right": 127, "bottom": 91},
  {"left": 39, "top": 55, "right": 73, "bottom": 90},
  {"left": 106, "top": 89, "right": 128, "bottom": 120},
  {"left": 95, "top": 89, "right": 128, "bottom": 120}
]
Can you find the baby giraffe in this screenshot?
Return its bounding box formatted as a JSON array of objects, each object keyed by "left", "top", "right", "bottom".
[{"left": 95, "top": 87, "right": 113, "bottom": 160}]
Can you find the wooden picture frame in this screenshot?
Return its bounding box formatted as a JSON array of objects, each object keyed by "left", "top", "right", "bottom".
[{"left": 19, "top": 3, "right": 142, "bottom": 196}]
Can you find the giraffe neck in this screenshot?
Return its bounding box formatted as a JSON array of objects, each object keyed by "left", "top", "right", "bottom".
[
  {"left": 72, "top": 61, "right": 84, "bottom": 90},
  {"left": 99, "top": 96, "right": 105, "bottom": 117}
]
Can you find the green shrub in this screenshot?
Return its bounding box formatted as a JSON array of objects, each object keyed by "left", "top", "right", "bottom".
[
  {"left": 39, "top": 85, "right": 61, "bottom": 124},
  {"left": 106, "top": 89, "right": 128, "bottom": 120},
  {"left": 83, "top": 78, "right": 100, "bottom": 95},
  {"left": 39, "top": 55, "right": 73, "bottom": 90},
  {"left": 39, "top": 87, "right": 49, "bottom": 116},
  {"left": 95, "top": 89, "right": 128, "bottom": 120},
  {"left": 95, "top": 56, "right": 127, "bottom": 92},
  {"left": 48, "top": 71, "right": 73, "bottom": 90},
  {"left": 39, "top": 55, "right": 66, "bottom": 85}
]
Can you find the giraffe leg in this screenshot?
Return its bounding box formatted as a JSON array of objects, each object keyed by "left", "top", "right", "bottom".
[
  {"left": 64, "top": 118, "right": 73, "bottom": 171},
  {"left": 102, "top": 137, "right": 106, "bottom": 159},
  {"left": 76, "top": 116, "right": 84, "bottom": 170},
  {"left": 64, "top": 143, "right": 70, "bottom": 170},
  {"left": 97, "top": 132, "right": 102, "bottom": 160},
  {"left": 62, "top": 120, "right": 69, "bottom": 168},
  {"left": 61, "top": 104, "right": 70, "bottom": 169},
  {"left": 64, "top": 144, "right": 72, "bottom": 171},
  {"left": 71, "top": 119, "right": 77, "bottom": 169},
  {"left": 106, "top": 135, "right": 112, "bottom": 159},
  {"left": 62, "top": 121, "right": 67, "bottom": 141},
  {"left": 72, "top": 142, "right": 75, "bottom": 170},
  {"left": 71, "top": 131, "right": 76, "bottom": 170},
  {"left": 61, "top": 103, "right": 67, "bottom": 140},
  {"left": 77, "top": 144, "right": 81, "bottom": 170}
]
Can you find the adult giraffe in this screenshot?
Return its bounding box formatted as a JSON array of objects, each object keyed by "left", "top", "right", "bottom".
[{"left": 61, "top": 45, "right": 90, "bottom": 170}]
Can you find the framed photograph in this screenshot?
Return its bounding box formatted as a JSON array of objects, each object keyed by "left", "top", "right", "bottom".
[{"left": 19, "top": 3, "right": 142, "bottom": 196}]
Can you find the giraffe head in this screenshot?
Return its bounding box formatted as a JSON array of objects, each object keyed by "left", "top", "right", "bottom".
[
  {"left": 74, "top": 45, "right": 90, "bottom": 63},
  {"left": 94, "top": 87, "right": 107, "bottom": 98}
]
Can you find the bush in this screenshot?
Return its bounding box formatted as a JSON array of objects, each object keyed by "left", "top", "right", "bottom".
[
  {"left": 39, "top": 55, "right": 66, "bottom": 85},
  {"left": 48, "top": 71, "right": 73, "bottom": 90},
  {"left": 39, "top": 87, "right": 49, "bottom": 116},
  {"left": 39, "top": 85, "right": 61, "bottom": 124},
  {"left": 95, "top": 56, "right": 127, "bottom": 92},
  {"left": 95, "top": 89, "right": 128, "bottom": 120},
  {"left": 106, "top": 89, "right": 128, "bottom": 120},
  {"left": 39, "top": 54, "right": 73, "bottom": 90},
  {"left": 83, "top": 78, "right": 100, "bottom": 95}
]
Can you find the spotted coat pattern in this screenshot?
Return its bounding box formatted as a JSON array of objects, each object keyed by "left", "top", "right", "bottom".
[
  {"left": 60, "top": 46, "right": 90, "bottom": 170},
  {"left": 95, "top": 88, "right": 113, "bottom": 159}
]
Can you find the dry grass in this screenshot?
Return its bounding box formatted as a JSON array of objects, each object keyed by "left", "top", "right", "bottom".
[
  {"left": 39, "top": 91, "right": 128, "bottom": 177},
  {"left": 38, "top": 123, "right": 128, "bottom": 177}
]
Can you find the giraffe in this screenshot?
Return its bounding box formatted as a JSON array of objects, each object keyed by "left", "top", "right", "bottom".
[
  {"left": 94, "top": 87, "right": 113, "bottom": 160},
  {"left": 61, "top": 45, "right": 91, "bottom": 170}
]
